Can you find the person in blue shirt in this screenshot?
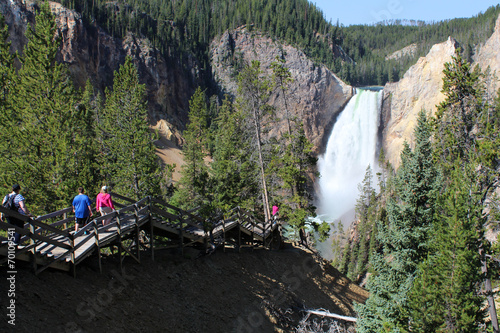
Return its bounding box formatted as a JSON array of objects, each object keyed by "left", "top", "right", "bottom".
[{"left": 72, "top": 187, "right": 93, "bottom": 233}]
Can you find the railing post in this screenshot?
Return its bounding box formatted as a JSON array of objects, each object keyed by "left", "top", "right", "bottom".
[
  {"left": 134, "top": 204, "right": 140, "bottom": 264},
  {"left": 63, "top": 211, "right": 68, "bottom": 230},
  {"left": 149, "top": 197, "right": 154, "bottom": 261},
  {"left": 264, "top": 222, "right": 268, "bottom": 249},
  {"left": 93, "top": 220, "right": 102, "bottom": 274},
  {"left": 251, "top": 217, "right": 255, "bottom": 252},
  {"left": 116, "top": 212, "right": 122, "bottom": 274},
  {"left": 178, "top": 213, "right": 184, "bottom": 256},
  {"left": 237, "top": 209, "right": 241, "bottom": 253},
  {"left": 222, "top": 214, "right": 226, "bottom": 253},
  {"left": 29, "top": 220, "right": 37, "bottom": 274},
  {"left": 203, "top": 218, "right": 208, "bottom": 253},
  {"left": 70, "top": 231, "right": 76, "bottom": 278},
  {"left": 268, "top": 217, "right": 273, "bottom": 247}
]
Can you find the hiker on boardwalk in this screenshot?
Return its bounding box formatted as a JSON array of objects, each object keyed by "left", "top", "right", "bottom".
[
  {"left": 272, "top": 204, "right": 279, "bottom": 220},
  {"left": 72, "top": 187, "right": 93, "bottom": 233},
  {"left": 2, "top": 184, "right": 33, "bottom": 245},
  {"left": 96, "top": 186, "right": 115, "bottom": 225}
]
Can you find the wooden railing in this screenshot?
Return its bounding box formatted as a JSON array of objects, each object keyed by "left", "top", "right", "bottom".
[
  {"left": 0, "top": 193, "right": 151, "bottom": 276},
  {"left": 0, "top": 206, "right": 74, "bottom": 275},
  {"left": 0, "top": 193, "right": 281, "bottom": 276}
]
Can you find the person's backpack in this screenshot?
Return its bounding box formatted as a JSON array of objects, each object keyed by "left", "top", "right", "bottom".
[{"left": 2, "top": 194, "right": 17, "bottom": 211}]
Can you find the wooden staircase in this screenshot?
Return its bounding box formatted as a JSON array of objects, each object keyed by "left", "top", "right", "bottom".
[{"left": 0, "top": 193, "right": 281, "bottom": 276}]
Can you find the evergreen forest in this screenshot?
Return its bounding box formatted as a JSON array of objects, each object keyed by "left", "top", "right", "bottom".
[
  {"left": 0, "top": 2, "right": 318, "bottom": 237},
  {"left": 0, "top": 4, "right": 166, "bottom": 212},
  {"left": 55, "top": 0, "right": 500, "bottom": 87},
  {"left": 1, "top": 1, "right": 500, "bottom": 332}
]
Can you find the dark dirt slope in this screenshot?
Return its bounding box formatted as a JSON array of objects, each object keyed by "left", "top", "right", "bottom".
[{"left": 0, "top": 245, "right": 368, "bottom": 333}]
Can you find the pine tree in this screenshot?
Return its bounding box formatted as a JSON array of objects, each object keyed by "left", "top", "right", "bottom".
[
  {"left": 271, "top": 54, "right": 293, "bottom": 135},
  {"left": 355, "top": 165, "right": 375, "bottom": 223},
  {"left": 356, "top": 111, "right": 440, "bottom": 332},
  {"left": 331, "top": 220, "right": 346, "bottom": 268},
  {"left": 339, "top": 237, "right": 351, "bottom": 276},
  {"left": 72, "top": 80, "right": 102, "bottom": 195},
  {"left": 11, "top": 2, "right": 80, "bottom": 211},
  {"left": 336, "top": 165, "right": 377, "bottom": 280},
  {"left": 0, "top": 14, "right": 15, "bottom": 110},
  {"left": 423, "top": 48, "right": 498, "bottom": 332},
  {"left": 272, "top": 123, "right": 317, "bottom": 231},
  {"left": 171, "top": 87, "right": 210, "bottom": 210},
  {"left": 407, "top": 161, "right": 486, "bottom": 332},
  {"left": 0, "top": 13, "right": 17, "bottom": 188},
  {"left": 210, "top": 97, "right": 259, "bottom": 213},
  {"left": 237, "top": 60, "right": 273, "bottom": 221},
  {"left": 99, "top": 56, "right": 163, "bottom": 199},
  {"left": 269, "top": 55, "right": 317, "bottom": 234},
  {"left": 433, "top": 48, "right": 483, "bottom": 170},
  {"left": 477, "top": 85, "right": 500, "bottom": 170}
]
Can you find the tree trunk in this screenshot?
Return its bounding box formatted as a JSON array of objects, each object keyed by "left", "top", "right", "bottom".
[
  {"left": 482, "top": 249, "right": 499, "bottom": 333},
  {"left": 252, "top": 107, "right": 270, "bottom": 222},
  {"left": 281, "top": 84, "right": 292, "bottom": 137}
]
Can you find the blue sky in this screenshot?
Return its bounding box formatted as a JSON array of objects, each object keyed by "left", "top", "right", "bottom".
[{"left": 312, "top": 0, "right": 500, "bottom": 26}]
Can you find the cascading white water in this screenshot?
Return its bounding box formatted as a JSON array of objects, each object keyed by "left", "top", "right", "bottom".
[{"left": 317, "top": 88, "right": 382, "bottom": 221}]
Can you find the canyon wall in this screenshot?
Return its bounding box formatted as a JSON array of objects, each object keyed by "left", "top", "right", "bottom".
[
  {"left": 381, "top": 37, "right": 458, "bottom": 167},
  {"left": 210, "top": 29, "right": 353, "bottom": 153},
  {"left": 474, "top": 14, "right": 500, "bottom": 96},
  {"left": 1, "top": 0, "right": 196, "bottom": 145},
  {"left": 382, "top": 13, "right": 500, "bottom": 167},
  {"left": 1, "top": 1, "right": 353, "bottom": 155}
]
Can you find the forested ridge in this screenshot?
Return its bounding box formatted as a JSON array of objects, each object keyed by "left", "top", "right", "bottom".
[
  {"left": 55, "top": 0, "right": 500, "bottom": 87},
  {"left": 2, "top": 1, "right": 500, "bottom": 332}
]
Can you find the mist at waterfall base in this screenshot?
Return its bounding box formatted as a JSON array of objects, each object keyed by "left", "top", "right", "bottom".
[{"left": 313, "top": 88, "right": 382, "bottom": 260}]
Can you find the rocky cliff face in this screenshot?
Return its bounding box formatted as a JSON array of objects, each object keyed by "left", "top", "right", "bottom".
[
  {"left": 1, "top": 0, "right": 196, "bottom": 145},
  {"left": 2, "top": 1, "right": 353, "bottom": 154},
  {"left": 381, "top": 37, "right": 459, "bottom": 167},
  {"left": 382, "top": 14, "right": 500, "bottom": 168},
  {"left": 385, "top": 43, "right": 418, "bottom": 61},
  {"left": 474, "top": 14, "right": 500, "bottom": 95},
  {"left": 210, "top": 28, "right": 353, "bottom": 153}
]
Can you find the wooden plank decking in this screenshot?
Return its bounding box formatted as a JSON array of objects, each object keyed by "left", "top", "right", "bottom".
[{"left": 0, "top": 194, "right": 281, "bottom": 276}]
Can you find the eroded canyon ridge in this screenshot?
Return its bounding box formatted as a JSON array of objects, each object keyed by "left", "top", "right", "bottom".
[{"left": 2, "top": 1, "right": 500, "bottom": 171}]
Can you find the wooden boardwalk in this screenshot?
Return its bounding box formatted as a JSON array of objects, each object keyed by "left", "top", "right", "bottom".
[{"left": 0, "top": 193, "right": 281, "bottom": 276}]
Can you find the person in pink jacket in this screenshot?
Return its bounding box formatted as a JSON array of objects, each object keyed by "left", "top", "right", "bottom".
[{"left": 96, "top": 186, "right": 115, "bottom": 225}]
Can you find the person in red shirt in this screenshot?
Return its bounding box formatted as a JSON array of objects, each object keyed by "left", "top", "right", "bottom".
[
  {"left": 96, "top": 186, "right": 115, "bottom": 225},
  {"left": 272, "top": 204, "right": 279, "bottom": 220}
]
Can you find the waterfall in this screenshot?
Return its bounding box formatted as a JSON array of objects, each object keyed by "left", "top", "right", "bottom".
[{"left": 317, "top": 88, "right": 382, "bottom": 222}]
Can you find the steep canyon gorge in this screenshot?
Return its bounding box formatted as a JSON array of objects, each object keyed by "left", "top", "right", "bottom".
[{"left": 2, "top": 0, "right": 500, "bottom": 188}]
